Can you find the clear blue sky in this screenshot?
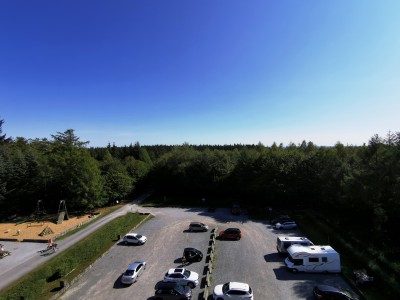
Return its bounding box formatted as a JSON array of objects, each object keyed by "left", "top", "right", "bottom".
[{"left": 1, "top": 0, "right": 399, "bottom": 147}]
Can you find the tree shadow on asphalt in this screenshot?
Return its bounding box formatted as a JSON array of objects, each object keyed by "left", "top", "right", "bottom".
[
  {"left": 113, "top": 275, "right": 131, "bottom": 289},
  {"left": 273, "top": 266, "right": 335, "bottom": 282},
  {"left": 183, "top": 207, "right": 257, "bottom": 225},
  {"left": 292, "top": 281, "right": 316, "bottom": 299}
]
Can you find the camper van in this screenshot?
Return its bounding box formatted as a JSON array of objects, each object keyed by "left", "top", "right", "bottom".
[
  {"left": 285, "top": 245, "right": 341, "bottom": 273},
  {"left": 276, "top": 236, "right": 313, "bottom": 254}
]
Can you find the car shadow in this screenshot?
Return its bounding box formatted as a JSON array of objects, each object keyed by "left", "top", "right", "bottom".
[
  {"left": 116, "top": 241, "right": 141, "bottom": 246},
  {"left": 113, "top": 275, "right": 131, "bottom": 289},
  {"left": 264, "top": 253, "right": 285, "bottom": 263},
  {"left": 173, "top": 257, "right": 192, "bottom": 267}
]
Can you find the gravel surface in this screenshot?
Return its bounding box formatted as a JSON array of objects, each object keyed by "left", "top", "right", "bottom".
[{"left": 60, "top": 206, "right": 355, "bottom": 300}]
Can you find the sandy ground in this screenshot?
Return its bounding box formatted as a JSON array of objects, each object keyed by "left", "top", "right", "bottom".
[{"left": 0, "top": 213, "right": 97, "bottom": 242}]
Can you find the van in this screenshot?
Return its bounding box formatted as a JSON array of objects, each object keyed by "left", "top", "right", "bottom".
[
  {"left": 276, "top": 236, "right": 313, "bottom": 254},
  {"left": 285, "top": 245, "right": 341, "bottom": 273}
]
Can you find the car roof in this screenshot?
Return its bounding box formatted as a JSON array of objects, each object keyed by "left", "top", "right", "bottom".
[
  {"left": 225, "top": 227, "right": 240, "bottom": 230},
  {"left": 158, "top": 281, "right": 179, "bottom": 289},
  {"left": 168, "top": 268, "right": 185, "bottom": 275},
  {"left": 127, "top": 261, "right": 145, "bottom": 270},
  {"left": 125, "top": 232, "right": 139, "bottom": 236},
  {"left": 184, "top": 247, "right": 199, "bottom": 252},
  {"left": 229, "top": 282, "right": 250, "bottom": 291}
]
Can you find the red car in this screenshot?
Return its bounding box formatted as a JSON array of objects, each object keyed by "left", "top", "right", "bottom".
[{"left": 219, "top": 228, "right": 242, "bottom": 240}]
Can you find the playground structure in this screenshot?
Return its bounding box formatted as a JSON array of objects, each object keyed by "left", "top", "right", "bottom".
[
  {"left": 57, "top": 200, "right": 69, "bottom": 224},
  {"left": 0, "top": 200, "right": 99, "bottom": 242}
]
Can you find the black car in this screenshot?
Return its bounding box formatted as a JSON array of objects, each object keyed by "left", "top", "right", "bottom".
[
  {"left": 154, "top": 282, "right": 192, "bottom": 300},
  {"left": 313, "top": 285, "right": 355, "bottom": 300},
  {"left": 271, "top": 215, "right": 293, "bottom": 225},
  {"left": 183, "top": 248, "right": 203, "bottom": 262}
]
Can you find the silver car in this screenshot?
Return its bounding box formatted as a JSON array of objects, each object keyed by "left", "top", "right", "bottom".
[
  {"left": 274, "top": 221, "right": 298, "bottom": 230},
  {"left": 121, "top": 261, "right": 146, "bottom": 284},
  {"left": 163, "top": 268, "right": 199, "bottom": 288},
  {"left": 123, "top": 233, "right": 147, "bottom": 245},
  {"left": 189, "top": 222, "right": 208, "bottom": 232}
]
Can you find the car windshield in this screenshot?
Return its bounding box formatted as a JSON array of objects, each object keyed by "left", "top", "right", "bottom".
[
  {"left": 135, "top": 234, "right": 142, "bottom": 238},
  {"left": 183, "top": 270, "right": 191, "bottom": 278},
  {"left": 174, "top": 285, "right": 184, "bottom": 294},
  {"left": 222, "top": 283, "right": 230, "bottom": 293},
  {"left": 124, "top": 270, "right": 134, "bottom": 276}
]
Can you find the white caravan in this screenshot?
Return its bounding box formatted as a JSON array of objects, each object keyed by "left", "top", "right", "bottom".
[
  {"left": 285, "top": 245, "right": 341, "bottom": 273},
  {"left": 276, "top": 236, "right": 313, "bottom": 254}
]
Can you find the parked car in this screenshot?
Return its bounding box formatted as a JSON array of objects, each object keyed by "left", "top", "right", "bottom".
[
  {"left": 274, "top": 221, "right": 298, "bottom": 230},
  {"left": 154, "top": 281, "right": 192, "bottom": 300},
  {"left": 189, "top": 222, "right": 208, "bottom": 232},
  {"left": 271, "top": 215, "right": 292, "bottom": 225},
  {"left": 219, "top": 228, "right": 242, "bottom": 240},
  {"left": 213, "top": 282, "right": 254, "bottom": 300},
  {"left": 123, "top": 233, "right": 147, "bottom": 245},
  {"left": 313, "top": 285, "right": 356, "bottom": 300},
  {"left": 183, "top": 247, "right": 203, "bottom": 262},
  {"left": 120, "top": 261, "right": 146, "bottom": 284},
  {"left": 163, "top": 267, "right": 199, "bottom": 288}
]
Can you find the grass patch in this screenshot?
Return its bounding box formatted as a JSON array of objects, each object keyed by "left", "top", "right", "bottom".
[
  {"left": 56, "top": 204, "right": 124, "bottom": 241},
  {"left": 0, "top": 212, "right": 152, "bottom": 300}
]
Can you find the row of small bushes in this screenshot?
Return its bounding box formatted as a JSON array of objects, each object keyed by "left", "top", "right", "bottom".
[{"left": 0, "top": 212, "right": 150, "bottom": 300}]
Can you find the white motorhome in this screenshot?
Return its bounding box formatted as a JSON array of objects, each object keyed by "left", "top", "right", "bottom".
[
  {"left": 276, "top": 236, "right": 313, "bottom": 254},
  {"left": 285, "top": 245, "right": 341, "bottom": 273}
]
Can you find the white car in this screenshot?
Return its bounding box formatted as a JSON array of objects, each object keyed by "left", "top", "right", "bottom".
[
  {"left": 120, "top": 261, "right": 146, "bottom": 284},
  {"left": 274, "top": 221, "right": 298, "bottom": 230},
  {"left": 213, "top": 282, "right": 254, "bottom": 300},
  {"left": 123, "top": 233, "right": 147, "bottom": 245},
  {"left": 163, "top": 268, "right": 199, "bottom": 288}
]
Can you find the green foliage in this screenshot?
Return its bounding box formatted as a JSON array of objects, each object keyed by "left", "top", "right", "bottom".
[{"left": 0, "top": 212, "right": 148, "bottom": 300}]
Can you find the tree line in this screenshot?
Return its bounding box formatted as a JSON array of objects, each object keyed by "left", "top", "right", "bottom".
[{"left": 1, "top": 120, "right": 399, "bottom": 247}]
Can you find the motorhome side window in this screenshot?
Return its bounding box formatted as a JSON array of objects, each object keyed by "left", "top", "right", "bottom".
[
  {"left": 309, "top": 257, "right": 319, "bottom": 263},
  {"left": 288, "top": 256, "right": 303, "bottom": 265},
  {"left": 322, "top": 257, "right": 328, "bottom": 262}
]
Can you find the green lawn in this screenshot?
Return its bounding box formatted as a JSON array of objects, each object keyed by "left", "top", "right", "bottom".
[{"left": 0, "top": 212, "right": 151, "bottom": 300}]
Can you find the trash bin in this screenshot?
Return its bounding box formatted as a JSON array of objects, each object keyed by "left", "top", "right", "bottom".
[
  {"left": 60, "top": 281, "right": 65, "bottom": 288},
  {"left": 117, "top": 234, "right": 121, "bottom": 240}
]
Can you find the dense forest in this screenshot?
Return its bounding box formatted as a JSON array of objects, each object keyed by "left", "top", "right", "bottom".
[{"left": 1, "top": 119, "right": 400, "bottom": 251}]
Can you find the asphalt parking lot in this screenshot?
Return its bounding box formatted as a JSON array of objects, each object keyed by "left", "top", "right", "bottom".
[{"left": 60, "top": 206, "right": 355, "bottom": 300}]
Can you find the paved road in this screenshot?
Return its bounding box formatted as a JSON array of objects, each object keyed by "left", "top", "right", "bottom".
[
  {"left": 60, "top": 206, "right": 355, "bottom": 300},
  {"left": 0, "top": 194, "right": 150, "bottom": 291}
]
